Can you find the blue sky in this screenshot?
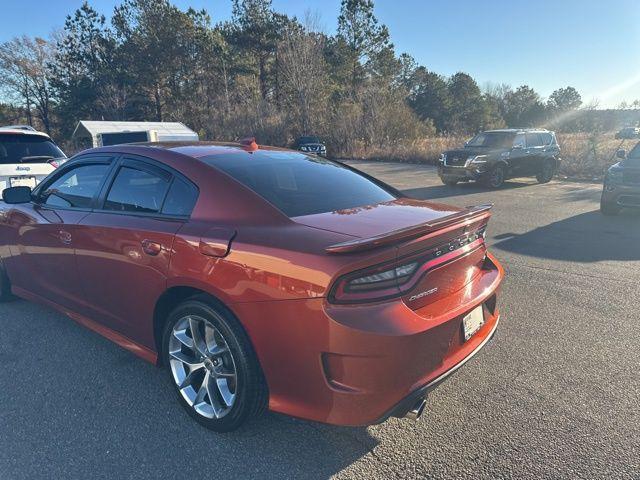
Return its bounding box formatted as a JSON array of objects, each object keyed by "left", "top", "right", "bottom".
[{"left": 2, "top": 0, "right": 639, "bottom": 107}]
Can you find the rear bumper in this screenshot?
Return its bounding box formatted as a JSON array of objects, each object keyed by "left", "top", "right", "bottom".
[
  {"left": 602, "top": 183, "right": 640, "bottom": 207},
  {"left": 233, "top": 252, "right": 504, "bottom": 426},
  {"left": 377, "top": 315, "right": 499, "bottom": 422}
]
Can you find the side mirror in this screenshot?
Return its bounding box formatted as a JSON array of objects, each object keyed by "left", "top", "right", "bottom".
[
  {"left": 616, "top": 149, "right": 626, "bottom": 159},
  {"left": 2, "top": 186, "right": 32, "bottom": 204}
]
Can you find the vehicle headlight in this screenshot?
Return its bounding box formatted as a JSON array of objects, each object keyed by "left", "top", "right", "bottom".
[
  {"left": 301, "top": 146, "right": 308, "bottom": 151},
  {"left": 500, "top": 151, "right": 510, "bottom": 159},
  {"left": 439, "top": 153, "right": 446, "bottom": 163}
]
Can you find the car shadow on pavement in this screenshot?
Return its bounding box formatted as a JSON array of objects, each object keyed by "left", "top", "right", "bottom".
[
  {"left": 492, "top": 209, "right": 640, "bottom": 262},
  {"left": 403, "top": 180, "right": 535, "bottom": 201},
  {"left": 0, "top": 300, "right": 377, "bottom": 480},
  {"left": 558, "top": 184, "right": 604, "bottom": 203}
]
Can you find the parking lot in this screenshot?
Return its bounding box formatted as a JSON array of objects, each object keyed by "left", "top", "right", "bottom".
[{"left": 1, "top": 161, "right": 639, "bottom": 480}]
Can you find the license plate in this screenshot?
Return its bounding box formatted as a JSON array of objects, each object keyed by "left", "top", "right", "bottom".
[
  {"left": 10, "top": 176, "right": 37, "bottom": 188},
  {"left": 462, "top": 306, "right": 485, "bottom": 341}
]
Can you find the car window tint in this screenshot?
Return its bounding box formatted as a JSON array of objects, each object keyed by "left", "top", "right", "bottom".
[
  {"left": 466, "top": 132, "right": 514, "bottom": 148},
  {"left": 41, "top": 163, "right": 110, "bottom": 209},
  {"left": 540, "top": 133, "right": 553, "bottom": 146},
  {"left": 0, "top": 134, "right": 66, "bottom": 164},
  {"left": 161, "top": 177, "right": 198, "bottom": 216},
  {"left": 513, "top": 134, "right": 526, "bottom": 148},
  {"left": 202, "top": 151, "right": 397, "bottom": 217},
  {"left": 627, "top": 142, "right": 640, "bottom": 161},
  {"left": 104, "top": 166, "right": 170, "bottom": 213},
  {"left": 525, "top": 133, "right": 543, "bottom": 147}
]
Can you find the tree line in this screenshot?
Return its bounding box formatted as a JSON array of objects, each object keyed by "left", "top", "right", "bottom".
[{"left": 0, "top": 0, "right": 608, "bottom": 154}]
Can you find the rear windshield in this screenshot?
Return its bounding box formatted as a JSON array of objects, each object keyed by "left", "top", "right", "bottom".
[
  {"left": 466, "top": 132, "right": 515, "bottom": 148},
  {"left": 0, "top": 134, "right": 66, "bottom": 164},
  {"left": 201, "top": 151, "right": 397, "bottom": 217}
]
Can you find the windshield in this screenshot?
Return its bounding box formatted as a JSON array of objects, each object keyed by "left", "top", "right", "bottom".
[
  {"left": 466, "top": 132, "right": 515, "bottom": 148},
  {"left": 0, "top": 134, "right": 66, "bottom": 164},
  {"left": 202, "top": 151, "right": 397, "bottom": 217},
  {"left": 625, "top": 142, "right": 640, "bottom": 165}
]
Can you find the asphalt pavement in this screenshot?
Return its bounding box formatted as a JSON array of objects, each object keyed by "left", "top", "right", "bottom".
[{"left": 1, "top": 161, "right": 639, "bottom": 479}]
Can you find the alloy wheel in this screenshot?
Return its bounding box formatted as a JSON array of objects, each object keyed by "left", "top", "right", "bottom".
[{"left": 168, "top": 315, "right": 238, "bottom": 419}]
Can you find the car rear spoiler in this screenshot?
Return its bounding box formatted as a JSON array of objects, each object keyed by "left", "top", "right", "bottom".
[{"left": 325, "top": 204, "right": 493, "bottom": 254}]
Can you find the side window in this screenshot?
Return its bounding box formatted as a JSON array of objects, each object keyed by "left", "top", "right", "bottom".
[
  {"left": 40, "top": 163, "right": 110, "bottom": 209},
  {"left": 526, "top": 133, "right": 543, "bottom": 148},
  {"left": 513, "top": 134, "right": 526, "bottom": 149},
  {"left": 104, "top": 166, "right": 170, "bottom": 213},
  {"left": 540, "top": 133, "right": 554, "bottom": 146},
  {"left": 162, "top": 178, "right": 198, "bottom": 216}
]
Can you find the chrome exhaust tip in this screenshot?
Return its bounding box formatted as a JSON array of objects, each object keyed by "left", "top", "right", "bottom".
[{"left": 405, "top": 398, "right": 426, "bottom": 420}]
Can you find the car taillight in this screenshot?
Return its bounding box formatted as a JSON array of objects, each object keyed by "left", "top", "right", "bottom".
[
  {"left": 329, "top": 226, "right": 487, "bottom": 304},
  {"left": 49, "top": 158, "right": 68, "bottom": 168},
  {"left": 347, "top": 261, "right": 419, "bottom": 291}
]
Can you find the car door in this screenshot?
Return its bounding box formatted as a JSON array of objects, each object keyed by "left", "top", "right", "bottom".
[
  {"left": 524, "top": 132, "right": 544, "bottom": 175},
  {"left": 73, "top": 156, "right": 198, "bottom": 346},
  {"left": 507, "top": 133, "right": 528, "bottom": 177},
  {"left": 2, "top": 157, "right": 114, "bottom": 311}
]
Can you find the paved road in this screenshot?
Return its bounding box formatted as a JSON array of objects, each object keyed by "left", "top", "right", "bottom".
[{"left": 1, "top": 162, "right": 639, "bottom": 479}]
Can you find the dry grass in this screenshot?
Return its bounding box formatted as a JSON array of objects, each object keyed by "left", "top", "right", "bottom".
[
  {"left": 340, "top": 132, "right": 629, "bottom": 180},
  {"left": 555, "top": 133, "right": 625, "bottom": 180}
]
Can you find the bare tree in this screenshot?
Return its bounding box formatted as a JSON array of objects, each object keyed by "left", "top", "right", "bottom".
[
  {"left": 277, "top": 13, "right": 329, "bottom": 134},
  {"left": 0, "top": 36, "right": 56, "bottom": 134}
]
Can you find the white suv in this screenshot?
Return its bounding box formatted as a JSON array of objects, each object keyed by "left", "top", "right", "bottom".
[{"left": 0, "top": 126, "right": 67, "bottom": 198}]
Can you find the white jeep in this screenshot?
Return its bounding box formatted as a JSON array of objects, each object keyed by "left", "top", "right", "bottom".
[{"left": 0, "top": 126, "right": 67, "bottom": 198}]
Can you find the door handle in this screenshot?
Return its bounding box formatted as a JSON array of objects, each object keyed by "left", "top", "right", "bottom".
[
  {"left": 58, "top": 230, "right": 72, "bottom": 244},
  {"left": 141, "top": 239, "right": 162, "bottom": 256}
]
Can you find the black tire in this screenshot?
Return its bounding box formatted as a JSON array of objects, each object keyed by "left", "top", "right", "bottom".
[
  {"left": 441, "top": 177, "right": 458, "bottom": 186},
  {"left": 600, "top": 197, "right": 622, "bottom": 216},
  {"left": 481, "top": 164, "right": 506, "bottom": 188},
  {"left": 162, "top": 296, "right": 268, "bottom": 432},
  {"left": 536, "top": 160, "right": 556, "bottom": 184},
  {"left": 0, "top": 259, "right": 15, "bottom": 302}
]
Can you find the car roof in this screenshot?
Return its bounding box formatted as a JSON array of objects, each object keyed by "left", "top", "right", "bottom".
[
  {"left": 110, "top": 141, "right": 294, "bottom": 158},
  {"left": 77, "top": 142, "right": 316, "bottom": 224},
  {"left": 0, "top": 126, "right": 51, "bottom": 138},
  {"left": 482, "top": 128, "right": 552, "bottom": 134}
]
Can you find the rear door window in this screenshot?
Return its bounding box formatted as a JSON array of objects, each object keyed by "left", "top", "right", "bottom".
[
  {"left": 525, "top": 133, "right": 543, "bottom": 148},
  {"left": 104, "top": 165, "right": 171, "bottom": 214}
]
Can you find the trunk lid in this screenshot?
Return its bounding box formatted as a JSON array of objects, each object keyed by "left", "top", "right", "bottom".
[
  {"left": 294, "top": 198, "right": 464, "bottom": 239},
  {"left": 296, "top": 198, "right": 492, "bottom": 309}
]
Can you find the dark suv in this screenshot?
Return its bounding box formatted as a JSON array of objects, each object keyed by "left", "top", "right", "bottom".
[
  {"left": 438, "top": 129, "right": 560, "bottom": 188},
  {"left": 615, "top": 127, "right": 639, "bottom": 140},
  {"left": 293, "top": 136, "right": 327, "bottom": 156},
  {"left": 600, "top": 143, "right": 640, "bottom": 215}
]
